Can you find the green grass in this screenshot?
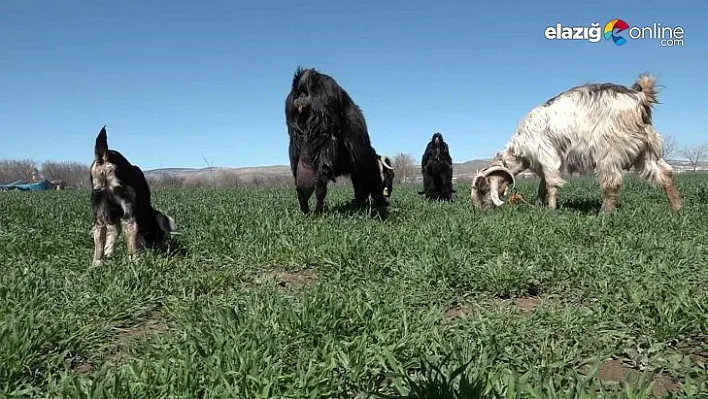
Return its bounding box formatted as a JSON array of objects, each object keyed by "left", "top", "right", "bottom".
[{"left": 1, "top": 174, "right": 707, "bottom": 398}]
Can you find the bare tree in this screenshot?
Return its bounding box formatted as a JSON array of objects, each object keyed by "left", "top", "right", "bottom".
[
  {"left": 680, "top": 144, "right": 708, "bottom": 172},
  {"left": 662, "top": 134, "right": 678, "bottom": 160},
  {"left": 41, "top": 161, "right": 91, "bottom": 189},
  {"left": 333, "top": 175, "right": 351, "bottom": 187},
  {"left": 202, "top": 156, "right": 218, "bottom": 188},
  {"left": 147, "top": 173, "right": 185, "bottom": 190},
  {"left": 214, "top": 170, "right": 241, "bottom": 188},
  {"left": 263, "top": 175, "right": 292, "bottom": 187},
  {"left": 0, "top": 159, "right": 38, "bottom": 183},
  {"left": 182, "top": 174, "right": 208, "bottom": 189},
  {"left": 251, "top": 176, "right": 264, "bottom": 187},
  {"left": 393, "top": 153, "right": 416, "bottom": 184}
]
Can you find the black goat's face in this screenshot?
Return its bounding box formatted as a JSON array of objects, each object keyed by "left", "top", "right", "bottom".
[
  {"left": 431, "top": 132, "right": 447, "bottom": 158},
  {"left": 291, "top": 68, "right": 316, "bottom": 113},
  {"left": 378, "top": 155, "right": 395, "bottom": 199},
  {"left": 293, "top": 92, "right": 309, "bottom": 113}
]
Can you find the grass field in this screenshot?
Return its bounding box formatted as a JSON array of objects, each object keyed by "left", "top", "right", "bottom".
[{"left": 1, "top": 174, "right": 707, "bottom": 398}]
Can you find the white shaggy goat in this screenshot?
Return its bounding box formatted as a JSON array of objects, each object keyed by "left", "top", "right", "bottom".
[{"left": 470, "top": 73, "right": 682, "bottom": 213}]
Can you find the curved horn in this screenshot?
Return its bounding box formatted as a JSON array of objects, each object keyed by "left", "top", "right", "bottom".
[
  {"left": 482, "top": 166, "right": 515, "bottom": 191},
  {"left": 481, "top": 166, "right": 515, "bottom": 207},
  {"left": 489, "top": 179, "right": 505, "bottom": 207},
  {"left": 379, "top": 156, "right": 393, "bottom": 170}
]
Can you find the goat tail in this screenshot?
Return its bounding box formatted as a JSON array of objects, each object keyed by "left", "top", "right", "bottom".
[
  {"left": 631, "top": 73, "right": 659, "bottom": 107},
  {"left": 647, "top": 126, "right": 664, "bottom": 158},
  {"left": 636, "top": 125, "right": 673, "bottom": 186}
]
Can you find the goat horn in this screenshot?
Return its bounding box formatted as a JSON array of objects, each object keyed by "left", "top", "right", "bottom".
[
  {"left": 482, "top": 166, "right": 516, "bottom": 191},
  {"left": 379, "top": 156, "right": 393, "bottom": 170},
  {"left": 489, "top": 178, "right": 505, "bottom": 207}
]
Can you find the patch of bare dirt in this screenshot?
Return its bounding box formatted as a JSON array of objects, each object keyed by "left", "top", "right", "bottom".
[
  {"left": 668, "top": 335, "right": 708, "bottom": 365},
  {"left": 444, "top": 306, "right": 474, "bottom": 320},
  {"left": 108, "top": 310, "right": 168, "bottom": 364},
  {"left": 690, "top": 353, "right": 708, "bottom": 364},
  {"left": 514, "top": 297, "right": 541, "bottom": 313},
  {"left": 255, "top": 269, "right": 317, "bottom": 290},
  {"left": 580, "top": 358, "right": 681, "bottom": 397},
  {"left": 595, "top": 358, "right": 638, "bottom": 382},
  {"left": 71, "top": 361, "right": 95, "bottom": 374},
  {"left": 651, "top": 374, "right": 682, "bottom": 398},
  {"left": 114, "top": 310, "right": 169, "bottom": 341}
]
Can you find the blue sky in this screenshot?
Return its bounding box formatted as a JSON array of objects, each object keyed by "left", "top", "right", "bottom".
[{"left": 1, "top": 0, "right": 705, "bottom": 170}]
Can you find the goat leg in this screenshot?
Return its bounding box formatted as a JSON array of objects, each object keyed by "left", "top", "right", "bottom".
[
  {"left": 122, "top": 218, "right": 139, "bottom": 261},
  {"left": 537, "top": 177, "right": 548, "bottom": 205},
  {"left": 92, "top": 224, "right": 107, "bottom": 266},
  {"left": 313, "top": 181, "right": 328, "bottom": 214},
  {"left": 103, "top": 223, "right": 120, "bottom": 259}
]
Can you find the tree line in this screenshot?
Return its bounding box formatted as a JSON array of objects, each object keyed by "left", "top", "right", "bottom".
[{"left": 1, "top": 135, "right": 706, "bottom": 189}]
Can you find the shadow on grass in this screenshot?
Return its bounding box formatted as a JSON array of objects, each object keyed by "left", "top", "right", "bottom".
[
  {"left": 697, "top": 186, "right": 708, "bottom": 203},
  {"left": 417, "top": 190, "right": 457, "bottom": 203},
  {"left": 329, "top": 200, "right": 390, "bottom": 221},
  {"left": 148, "top": 235, "right": 188, "bottom": 259},
  {"left": 418, "top": 195, "right": 456, "bottom": 203},
  {"left": 559, "top": 198, "right": 604, "bottom": 214}
]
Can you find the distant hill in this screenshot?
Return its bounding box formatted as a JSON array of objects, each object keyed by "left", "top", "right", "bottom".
[
  {"left": 143, "top": 159, "right": 496, "bottom": 181},
  {"left": 144, "top": 165, "right": 295, "bottom": 182},
  {"left": 143, "top": 158, "right": 708, "bottom": 182}
]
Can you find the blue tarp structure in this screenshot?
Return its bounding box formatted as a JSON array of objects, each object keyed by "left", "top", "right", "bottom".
[{"left": 0, "top": 179, "right": 53, "bottom": 192}]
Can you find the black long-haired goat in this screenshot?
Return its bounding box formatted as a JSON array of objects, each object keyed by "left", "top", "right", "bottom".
[
  {"left": 419, "top": 132, "right": 455, "bottom": 201},
  {"left": 285, "top": 66, "right": 393, "bottom": 213}
]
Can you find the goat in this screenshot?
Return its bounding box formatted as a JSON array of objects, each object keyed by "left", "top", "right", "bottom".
[
  {"left": 470, "top": 73, "right": 682, "bottom": 213},
  {"left": 285, "top": 66, "right": 393, "bottom": 213},
  {"left": 378, "top": 155, "right": 395, "bottom": 199},
  {"left": 90, "top": 126, "right": 176, "bottom": 265},
  {"left": 418, "top": 132, "right": 455, "bottom": 201}
]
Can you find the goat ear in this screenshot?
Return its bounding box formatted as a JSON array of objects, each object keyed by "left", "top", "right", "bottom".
[
  {"left": 473, "top": 175, "right": 488, "bottom": 189},
  {"left": 95, "top": 126, "right": 108, "bottom": 162},
  {"left": 155, "top": 211, "right": 176, "bottom": 233}
]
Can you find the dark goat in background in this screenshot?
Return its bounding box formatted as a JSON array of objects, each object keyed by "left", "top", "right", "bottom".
[
  {"left": 378, "top": 154, "right": 395, "bottom": 200},
  {"left": 285, "top": 66, "right": 393, "bottom": 214},
  {"left": 419, "top": 132, "right": 455, "bottom": 201},
  {"left": 89, "top": 126, "right": 176, "bottom": 265}
]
